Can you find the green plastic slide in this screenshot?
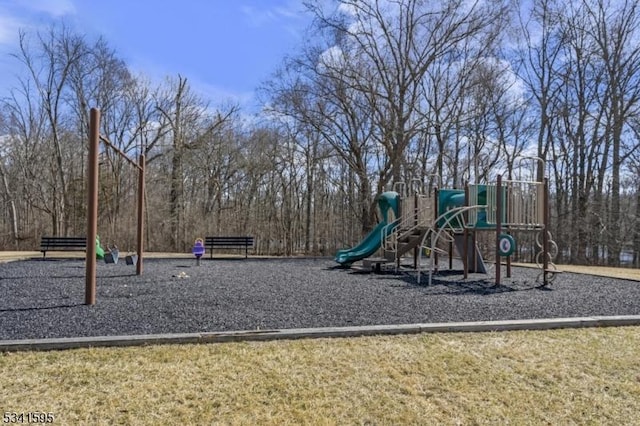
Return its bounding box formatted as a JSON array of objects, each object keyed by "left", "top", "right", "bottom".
[
  {"left": 334, "top": 221, "right": 393, "bottom": 266},
  {"left": 334, "top": 191, "right": 399, "bottom": 266}
]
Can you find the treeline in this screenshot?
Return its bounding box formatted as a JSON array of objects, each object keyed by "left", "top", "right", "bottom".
[{"left": 0, "top": 0, "right": 639, "bottom": 266}]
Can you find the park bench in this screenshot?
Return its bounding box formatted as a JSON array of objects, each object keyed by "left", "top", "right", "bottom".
[
  {"left": 205, "top": 236, "right": 254, "bottom": 259},
  {"left": 40, "top": 236, "right": 86, "bottom": 259}
]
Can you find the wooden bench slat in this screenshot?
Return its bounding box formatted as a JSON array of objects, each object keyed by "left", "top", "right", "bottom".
[
  {"left": 40, "top": 236, "right": 87, "bottom": 259},
  {"left": 204, "top": 236, "right": 254, "bottom": 258},
  {"left": 41, "top": 240, "right": 86, "bottom": 245}
]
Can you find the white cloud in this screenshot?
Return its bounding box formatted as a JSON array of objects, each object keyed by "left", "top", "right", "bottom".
[
  {"left": 0, "top": 0, "right": 76, "bottom": 46},
  {"left": 241, "top": 0, "right": 306, "bottom": 27},
  {"left": 317, "top": 45, "right": 346, "bottom": 73},
  {"left": 273, "top": 4, "right": 300, "bottom": 20},
  {"left": 480, "top": 56, "right": 526, "bottom": 106},
  {"left": 23, "top": 0, "right": 76, "bottom": 17},
  {"left": 129, "top": 59, "right": 257, "bottom": 113},
  {"left": 337, "top": 2, "right": 357, "bottom": 16},
  {"left": 241, "top": 5, "right": 276, "bottom": 26},
  {"left": 193, "top": 79, "right": 255, "bottom": 110},
  {"left": 0, "top": 14, "right": 22, "bottom": 45}
]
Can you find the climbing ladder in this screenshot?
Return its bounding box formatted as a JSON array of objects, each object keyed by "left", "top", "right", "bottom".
[{"left": 380, "top": 181, "right": 434, "bottom": 270}]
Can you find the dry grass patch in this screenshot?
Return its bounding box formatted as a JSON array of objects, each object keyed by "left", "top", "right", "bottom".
[
  {"left": 2, "top": 327, "right": 640, "bottom": 424},
  {"left": 512, "top": 262, "right": 640, "bottom": 281},
  {"left": 554, "top": 264, "right": 640, "bottom": 281}
]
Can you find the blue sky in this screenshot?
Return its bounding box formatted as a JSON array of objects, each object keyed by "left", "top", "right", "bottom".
[{"left": 0, "top": 0, "right": 312, "bottom": 111}]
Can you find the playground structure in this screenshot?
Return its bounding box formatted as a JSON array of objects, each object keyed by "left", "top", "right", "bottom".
[
  {"left": 85, "top": 107, "right": 146, "bottom": 305},
  {"left": 335, "top": 158, "right": 558, "bottom": 286}
]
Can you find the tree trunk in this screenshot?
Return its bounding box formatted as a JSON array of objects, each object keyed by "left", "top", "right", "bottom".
[{"left": 0, "top": 163, "right": 19, "bottom": 246}]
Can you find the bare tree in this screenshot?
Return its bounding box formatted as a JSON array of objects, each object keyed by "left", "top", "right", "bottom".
[
  {"left": 585, "top": 0, "right": 640, "bottom": 265},
  {"left": 9, "top": 24, "right": 90, "bottom": 235},
  {"left": 0, "top": 111, "right": 19, "bottom": 246},
  {"left": 307, "top": 0, "right": 508, "bottom": 187},
  {"left": 262, "top": 44, "right": 379, "bottom": 235},
  {"left": 154, "top": 75, "right": 239, "bottom": 250}
]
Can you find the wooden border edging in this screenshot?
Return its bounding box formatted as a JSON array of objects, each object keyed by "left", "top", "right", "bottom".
[{"left": 2, "top": 315, "right": 640, "bottom": 352}]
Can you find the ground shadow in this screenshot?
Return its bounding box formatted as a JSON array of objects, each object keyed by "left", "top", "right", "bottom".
[
  {"left": 0, "top": 303, "right": 84, "bottom": 313},
  {"left": 100, "top": 274, "right": 139, "bottom": 279},
  {"left": 386, "top": 270, "right": 551, "bottom": 295}
]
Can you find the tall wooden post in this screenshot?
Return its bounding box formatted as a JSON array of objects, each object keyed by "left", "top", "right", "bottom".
[
  {"left": 543, "top": 178, "right": 550, "bottom": 285},
  {"left": 495, "top": 175, "right": 502, "bottom": 286},
  {"left": 136, "top": 154, "right": 145, "bottom": 275},
  {"left": 463, "top": 184, "right": 469, "bottom": 279},
  {"left": 506, "top": 183, "right": 512, "bottom": 278},
  {"left": 85, "top": 108, "right": 99, "bottom": 305},
  {"left": 413, "top": 193, "right": 419, "bottom": 269},
  {"left": 433, "top": 187, "right": 439, "bottom": 271}
]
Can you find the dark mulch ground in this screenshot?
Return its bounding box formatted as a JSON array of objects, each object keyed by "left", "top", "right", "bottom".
[{"left": 1, "top": 257, "right": 638, "bottom": 340}]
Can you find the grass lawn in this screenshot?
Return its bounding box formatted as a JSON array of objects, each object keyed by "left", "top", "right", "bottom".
[{"left": 2, "top": 326, "right": 639, "bottom": 424}]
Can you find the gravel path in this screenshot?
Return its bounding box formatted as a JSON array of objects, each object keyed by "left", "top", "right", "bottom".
[{"left": 1, "top": 257, "right": 639, "bottom": 340}]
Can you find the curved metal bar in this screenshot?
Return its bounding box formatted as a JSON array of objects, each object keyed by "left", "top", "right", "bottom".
[
  {"left": 514, "top": 155, "right": 544, "bottom": 182},
  {"left": 416, "top": 205, "right": 488, "bottom": 285}
]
